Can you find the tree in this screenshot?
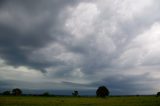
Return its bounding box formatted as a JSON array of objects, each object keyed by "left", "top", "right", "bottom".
[
  {"left": 156, "top": 92, "right": 160, "bottom": 97},
  {"left": 2, "top": 91, "right": 10, "bottom": 95},
  {"left": 96, "top": 86, "right": 109, "bottom": 97},
  {"left": 42, "top": 92, "right": 50, "bottom": 96},
  {"left": 72, "top": 90, "right": 79, "bottom": 96},
  {"left": 12, "top": 88, "right": 22, "bottom": 96}
]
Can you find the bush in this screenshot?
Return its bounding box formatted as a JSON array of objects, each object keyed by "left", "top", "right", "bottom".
[
  {"left": 72, "top": 91, "right": 79, "bottom": 96},
  {"left": 42, "top": 92, "right": 50, "bottom": 96},
  {"left": 156, "top": 92, "right": 160, "bottom": 97},
  {"left": 2, "top": 91, "right": 10, "bottom": 95}
]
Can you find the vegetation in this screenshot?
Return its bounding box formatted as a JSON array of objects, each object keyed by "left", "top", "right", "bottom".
[
  {"left": 12, "top": 88, "right": 22, "bottom": 96},
  {"left": 72, "top": 90, "right": 79, "bottom": 96},
  {"left": 2, "top": 91, "right": 10, "bottom": 95},
  {"left": 42, "top": 92, "right": 50, "bottom": 96},
  {"left": 96, "top": 86, "right": 109, "bottom": 97},
  {"left": 156, "top": 92, "right": 160, "bottom": 97},
  {"left": 1, "top": 87, "right": 160, "bottom": 106},
  {"left": 0, "top": 96, "right": 160, "bottom": 106}
]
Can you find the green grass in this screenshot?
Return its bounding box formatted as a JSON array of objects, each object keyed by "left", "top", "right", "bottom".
[{"left": 0, "top": 96, "right": 160, "bottom": 106}]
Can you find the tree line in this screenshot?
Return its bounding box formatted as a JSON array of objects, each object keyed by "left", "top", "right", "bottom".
[
  {"left": 1, "top": 86, "right": 160, "bottom": 97},
  {"left": 1, "top": 86, "right": 110, "bottom": 97},
  {"left": 2, "top": 88, "right": 22, "bottom": 96}
]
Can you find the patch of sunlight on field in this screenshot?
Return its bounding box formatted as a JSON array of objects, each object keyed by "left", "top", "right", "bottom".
[{"left": 0, "top": 96, "right": 160, "bottom": 106}]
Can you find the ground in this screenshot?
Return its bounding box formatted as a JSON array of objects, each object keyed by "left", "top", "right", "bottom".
[{"left": 0, "top": 96, "right": 160, "bottom": 106}]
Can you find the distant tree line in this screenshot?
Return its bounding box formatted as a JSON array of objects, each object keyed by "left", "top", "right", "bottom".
[
  {"left": 2, "top": 88, "right": 22, "bottom": 96},
  {"left": 1, "top": 86, "right": 109, "bottom": 97},
  {"left": 1, "top": 88, "right": 53, "bottom": 96},
  {"left": 1, "top": 86, "right": 160, "bottom": 97}
]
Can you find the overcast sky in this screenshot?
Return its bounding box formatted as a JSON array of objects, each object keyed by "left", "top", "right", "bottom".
[{"left": 0, "top": 0, "right": 160, "bottom": 95}]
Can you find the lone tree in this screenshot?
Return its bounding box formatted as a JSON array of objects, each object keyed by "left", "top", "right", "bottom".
[
  {"left": 72, "top": 90, "right": 79, "bottom": 96},
  {"left": 96, "top": 86, "right": 109, "bottom": 97},
  {"left": 12, "top": 88, "right": 22, "bottom": 96}
]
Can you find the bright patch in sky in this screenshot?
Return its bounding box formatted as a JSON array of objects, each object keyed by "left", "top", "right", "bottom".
[{"left": 65, "top": 3, "right": 100, "bottom": 39}]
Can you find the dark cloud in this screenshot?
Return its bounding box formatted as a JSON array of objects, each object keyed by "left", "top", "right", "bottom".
[{"left": 0, "top": 0, "right": 79, "bottom": 72}]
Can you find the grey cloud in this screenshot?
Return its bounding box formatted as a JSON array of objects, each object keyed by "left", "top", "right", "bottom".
[
  {"left": 40, "top": 0, "right": 160, "bottom": 93},
  {"left": 0, "top": 0, "right": 80, "bottom": 72},
  {"left": 60, "top": 0, "right": 158, "bottom": 74},
  {"left": 1, "top": 0, "right": 160, "bottom": 95}
]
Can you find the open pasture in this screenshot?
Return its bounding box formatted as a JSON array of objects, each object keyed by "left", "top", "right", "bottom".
[{"left": 0, "top": 96, "right": 160, "bottom": 106}]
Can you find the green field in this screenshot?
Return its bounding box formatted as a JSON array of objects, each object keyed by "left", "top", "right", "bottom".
[{"left": 0, "top": 96, "right": 160, "bottom": 106}]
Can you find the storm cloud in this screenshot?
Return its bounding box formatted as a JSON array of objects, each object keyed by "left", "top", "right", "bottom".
[{"left": 0, "top": 0, "right": 160, "bottom": 95}]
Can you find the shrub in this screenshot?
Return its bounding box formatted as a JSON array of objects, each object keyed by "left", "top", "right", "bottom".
[
  {"left": 2, "top": 91, "right": 10, "bottom": 95},
  {"left": 72, "top": 91, "right": 79, "bottom": 96},
  {"left": 156, "top": 92, "right": 160, "bottom": 97}
]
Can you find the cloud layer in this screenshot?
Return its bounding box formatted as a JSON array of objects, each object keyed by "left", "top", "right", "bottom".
[{"left": 1, "top": 0, "right": 160, "bottom": 95}]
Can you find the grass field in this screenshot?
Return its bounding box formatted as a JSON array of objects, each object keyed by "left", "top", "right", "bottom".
[{"left": 0, "top": 96, "right": 160, "bottom": 106}]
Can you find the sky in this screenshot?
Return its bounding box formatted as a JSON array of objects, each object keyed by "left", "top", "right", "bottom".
[{"left": 0, "top": 0, "right": 160, "bottom": 95}]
